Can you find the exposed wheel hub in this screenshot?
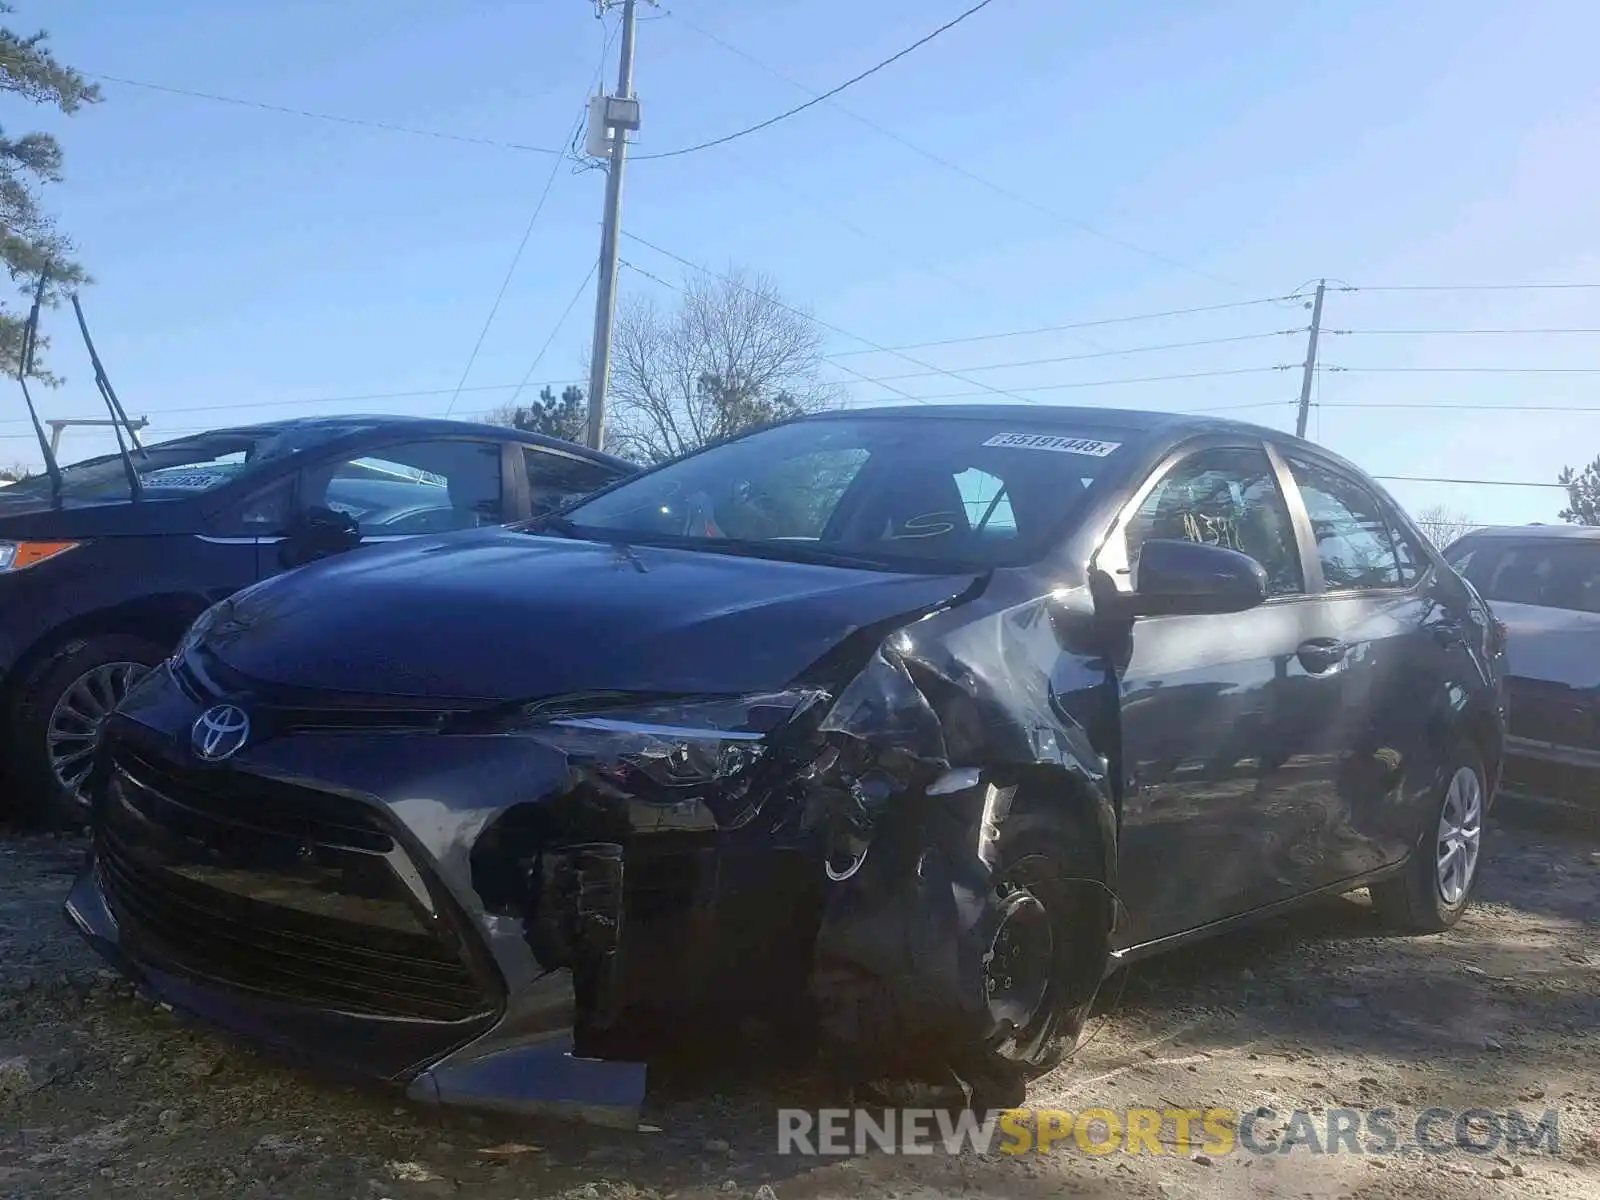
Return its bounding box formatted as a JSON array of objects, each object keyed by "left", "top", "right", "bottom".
[{"left": 982, "top": 888, "right": 1053, "bottom": 1032}]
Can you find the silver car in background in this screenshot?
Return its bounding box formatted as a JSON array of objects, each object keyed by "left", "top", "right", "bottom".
[{"left": 1443, "top": 525, "right": 1600, "bottom": 815}]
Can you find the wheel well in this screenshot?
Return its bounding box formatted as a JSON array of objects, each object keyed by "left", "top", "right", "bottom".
[
  {"left": 4, "top": 594, "right": 202, "bottom": 709},
  {"left": 1002, "top": 764, "right": 1117, "bottom": 1001}
]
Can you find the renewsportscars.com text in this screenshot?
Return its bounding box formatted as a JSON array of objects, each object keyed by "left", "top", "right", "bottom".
[{"left": 777, "top": 1106, "right": 1563, "bottom": 1158}]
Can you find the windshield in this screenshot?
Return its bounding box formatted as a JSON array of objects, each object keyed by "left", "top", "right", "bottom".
[
  {"left": 2, "top": 424, "right": 374, "bottom": 505},
  {"left": 560, "top": 415, "right": 1133, "bottom": 571},
  {"left": 1447, "top": 537, "right": 1600, "bottom": 614}
]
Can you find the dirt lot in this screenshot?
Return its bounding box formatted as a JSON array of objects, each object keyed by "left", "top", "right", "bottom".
[{"left": 3, "top": 814, "right": 1598, "bottom": 1200}]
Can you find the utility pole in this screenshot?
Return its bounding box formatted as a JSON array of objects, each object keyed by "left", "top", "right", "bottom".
[
  {"left": 585, "top": 0, "right": 641, "bottom": 451},
  {"left": 1294, "top": 279, "right": 1326, "bottom": 439}
]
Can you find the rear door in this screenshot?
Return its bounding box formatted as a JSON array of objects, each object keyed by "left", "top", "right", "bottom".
[{"left": 1275, "top": 451, "right": 1461, "bottom": 879}]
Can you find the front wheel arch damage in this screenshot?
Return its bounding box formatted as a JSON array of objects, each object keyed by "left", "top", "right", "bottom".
[
  {"left": 460, "top": 599, "right": 1120, "bottom": 1098},
  {"left": 810, "top": 766, "right": 1114, "bottom": 1101}
]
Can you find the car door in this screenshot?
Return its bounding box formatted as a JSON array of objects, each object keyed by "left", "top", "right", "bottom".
[
  {"left": 261, "top": 437, "right": 507, "bottom": 580},
  {"left": 1275, "top": 451, "right": 1455, "bottom": 882},
  {"left": 198, "top": 472, "right": 298, "bottom": 591},
  {"left": 1101, "top": 439, "right": 1351, "bottom": 948}
]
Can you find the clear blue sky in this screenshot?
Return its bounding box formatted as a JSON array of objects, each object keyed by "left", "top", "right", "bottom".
[{"left": 14, "top": 0, "right": 1600, "bottom": 525}]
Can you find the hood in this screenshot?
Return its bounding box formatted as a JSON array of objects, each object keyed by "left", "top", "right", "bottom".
[{"left": 205, "top": 529, "right": 983, "bottom": 700}]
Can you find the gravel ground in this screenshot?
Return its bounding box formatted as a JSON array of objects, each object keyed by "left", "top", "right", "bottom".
[{"left": 3, "top": 814, "right": 1598, "bottom": 1200}]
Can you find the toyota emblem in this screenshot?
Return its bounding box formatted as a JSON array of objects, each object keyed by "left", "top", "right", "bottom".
[{"left": 191, "top": 704, "right": 251, "bottom": 762}]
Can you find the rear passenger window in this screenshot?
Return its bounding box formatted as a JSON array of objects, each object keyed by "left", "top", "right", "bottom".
[
  {"left": 1125, "top": 446, "right": 1304, "bottom": 596},
  {"left": 1285, "top": 457, "right": 1402, "bottom": 590},
  {"left": 523, "top": 447, "right": 623, "bottom": 515}
]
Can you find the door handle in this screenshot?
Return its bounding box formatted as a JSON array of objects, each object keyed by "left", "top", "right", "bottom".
[
  {"left": 1296, "top": 638, "right": 1349, "bottom": 673},
  {"left": 1432, "top": 619, "right": 1465, "bottom": 648}
]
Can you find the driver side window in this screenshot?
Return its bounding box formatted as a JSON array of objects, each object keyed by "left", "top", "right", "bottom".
[
  {"left": 1126, "top": 446, "right": 1304, "bottom": 597},
  {"left": 299, "top": 440, "right": 503, "bottom": 536}
]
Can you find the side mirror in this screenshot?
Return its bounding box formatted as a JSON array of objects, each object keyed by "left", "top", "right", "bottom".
[
  {"left": 1123, "top": 538, "right": 1268, "bottom": 617},
  {"left": 279, "top": 505, "right": 361, "bottom": 569}
]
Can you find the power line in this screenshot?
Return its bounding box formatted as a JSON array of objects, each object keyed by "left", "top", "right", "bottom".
[
  {"left": 1332, "top": 327, "right": 1600, "bottom": 336},
  {"left": 1317, "top": 401, "right": 1600, "bottom": 413},
  {"left": 652, "top": 8, "right": 1241, "bottom": 289},
  {"left": 841, "top": 365, "right": 1290, "bottom": 403},
  {"left": 825, "top": 294, "right": 1307, "bottom": 359},
  {"left": 89, "top": 73, "right": 565, "bottom": 154},
  {"left": 443, "top": 22, "right": 619, "bottom": 415},
  {"left": 1372, "top": 474, "right": 1567, "bottom": 489},
  {"left": 507, "top": 262, "right": 600, "bottom": 408},
  {"left": 1342, "top": 283, "right": 1600, "bottom": 293},
  {"left": 634, "top": 0, "right": 998, "bottom": 161},
  {"left": 1328, "top": 365, "right": 1600, "bottom": 375},
  {"left": 831, "top": 329, "right": 1304, "bottom": 385},
  {"left": 620, "top": 230, "right": 1042, "bottom": 405},
  {"left": 0, "top": 381, "right": 589, "bottom": 433}
]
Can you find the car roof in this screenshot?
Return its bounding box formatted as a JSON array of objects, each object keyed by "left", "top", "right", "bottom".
[
  {"left": 810, "top": 403, "right": 1339, "bottom": 457},
  {"left": 188, "top": 414, "right": 635, "bottom": 472},
  {"left": 1452, "top": 523, "right": 1600, "bottom": 541}
]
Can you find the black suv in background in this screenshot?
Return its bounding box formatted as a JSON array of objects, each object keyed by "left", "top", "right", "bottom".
[
  {"left": 1443, "top": 524, "right": 1599, "bottom": 815},
  {"left": 0, "top": 414, "right": 633, "bottom": 826}
]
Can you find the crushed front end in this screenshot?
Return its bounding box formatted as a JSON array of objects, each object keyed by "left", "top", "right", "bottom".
[{"left": 68, "top": 583, "right": 1117, "bottom": 1119}]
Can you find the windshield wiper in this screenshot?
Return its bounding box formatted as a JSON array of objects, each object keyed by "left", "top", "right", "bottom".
[
  {"left": 14, "top": 275, "right": 63, "bottom": 504},
  {"left": 71, "top": 293, "right": 145, "bottom": 501}
]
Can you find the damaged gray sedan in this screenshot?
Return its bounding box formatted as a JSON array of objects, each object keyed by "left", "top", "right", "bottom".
[{"left": 67, "top": 405, "right": 1507, "bottom": 1123}]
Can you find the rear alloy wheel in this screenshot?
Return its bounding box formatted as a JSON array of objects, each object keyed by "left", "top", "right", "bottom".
[
  {"left": 1370, "top": 745, "right": 1487, "bottom": 934},
  {"left": 11, "top": 634, "right": 165, "bottom": 829},
  {"left": 1434, "top": 765, "right": 1484, "bottom": 908}
]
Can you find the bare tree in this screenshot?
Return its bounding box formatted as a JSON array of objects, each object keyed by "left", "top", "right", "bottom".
[
  {"left": 607, "top": 266, "right": 842, "bottom": 464},
  {"left": 1414, "top": 504, "right": 1478, "bottom": 549}
]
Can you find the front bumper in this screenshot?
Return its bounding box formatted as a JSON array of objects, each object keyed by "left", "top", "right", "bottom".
[
  {"left": 65, "top": 865, "right": 646, "bottom": 1124},
  {"left": 64, "top": 665, "right": 653, "bottom": 1125}
]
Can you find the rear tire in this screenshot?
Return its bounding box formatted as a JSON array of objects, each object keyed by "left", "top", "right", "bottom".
[
  {"left": 1369, "top": 743, "right": 1487, "bottom": 934},
  {"left": 10, "top": 633, "right": 165, "bottom": 830}
]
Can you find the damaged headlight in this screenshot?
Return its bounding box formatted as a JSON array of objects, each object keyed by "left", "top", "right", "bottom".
[{"left": 525, "top": 689, "right": 831, "bottom": 796}]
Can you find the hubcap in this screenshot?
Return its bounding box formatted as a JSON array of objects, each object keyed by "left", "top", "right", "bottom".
[
  {"left": 46, "top": 662, "right": 149, "bottom": 797},
  {"left": 1435, "top": 765, "right": 1483, "bottom": 907},
  {"left": 982, "top": 889, "right": 1054, "bottom": 1032}
]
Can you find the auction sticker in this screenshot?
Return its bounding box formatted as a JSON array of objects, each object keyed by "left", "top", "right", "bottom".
[{"left": 982, "top": 433, "right": 1122, "bottom": 457}]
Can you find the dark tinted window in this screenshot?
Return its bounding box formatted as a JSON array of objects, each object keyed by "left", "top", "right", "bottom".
[
  {"left": 1126, "top": 446, "right": 1304, "bottom": 596},
  {"left": 523, "top": 447, "right": 626, "bottom": 515},
  {"left": 1446, "top": 538, "right": 1600, "bottom": 613},
  {"left": 563, "top": 417, "right": 1132, "bottom": 570},
  {"left": 1285, "top": 456, "right": 1402, "bottom": 589},
  {"left": 302, "top": 441, "right": 502, "bottom": 535}
]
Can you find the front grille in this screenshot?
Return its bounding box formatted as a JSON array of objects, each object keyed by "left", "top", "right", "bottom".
[{"left": 98, "top": 750, "right": 497, "bottom": 1025}]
